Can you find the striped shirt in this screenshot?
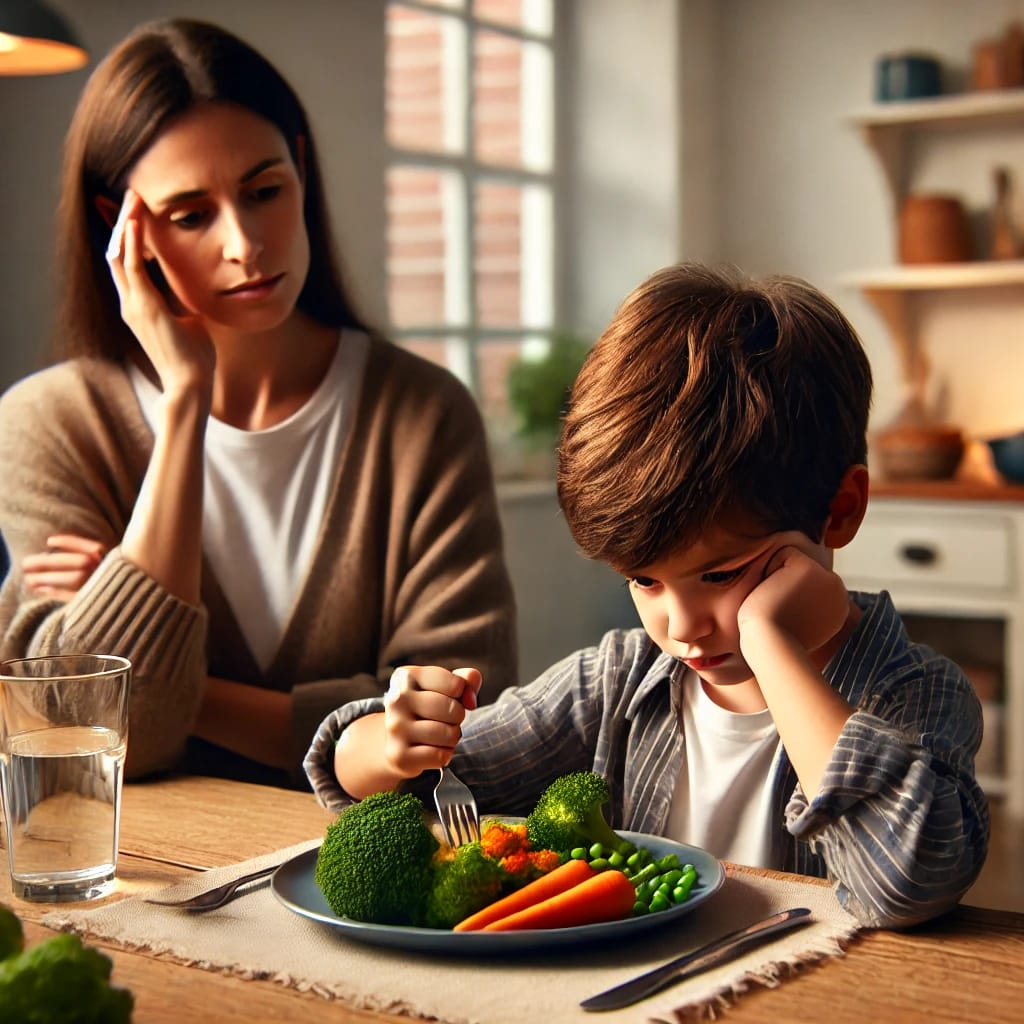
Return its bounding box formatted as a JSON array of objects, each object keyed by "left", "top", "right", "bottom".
[{"left": 304, "top": 590, "right": 990, "bottom": 928}]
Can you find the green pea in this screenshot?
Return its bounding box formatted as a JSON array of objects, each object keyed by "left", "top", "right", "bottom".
[
  {"left": 659, "top": 869, "right": 683, "bottom": 888},
  {"left": 649, "top": 891, "right": 671, "bottom": 913},
  {"left": 616, "top": 839, "right": 637, "bottom": 857},
  {"left": 570, "top": 847, "right": 588, "bottom": 860},
  {"left": 589, "top": 843, "right": 605, "bottom": 860},
  {"left": 607, "top": 851, "right": 626, "bottom": 869},
  {"left": 656, "top": 853, "right": 681, "bottom": 871},
  {"left": 674, "top": 872, "right": 697, "bottom": 902},
  {"left": 589, "top": 857, "right": 611, "bottom": 872},
  {"left": 632, "top": 901, "right": 650, "bottom": 916},
  {"left": 630, "top": 864, "right": 659, "bottom": 888},
  {"left": 626, "top": 850, "right": 645, "bottom": 869},
  {"left": 637, "top": 879, "right": 658, "bottom": 902}
]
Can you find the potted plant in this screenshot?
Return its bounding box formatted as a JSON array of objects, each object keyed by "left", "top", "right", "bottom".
[{"left": 501, "top": 331, "right": 591, "bottom": 479}]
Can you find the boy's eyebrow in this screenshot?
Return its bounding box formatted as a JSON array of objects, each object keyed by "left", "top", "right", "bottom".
[
  {"left": 153, "top": 157, "right": 285, "bottom": 208},
  {"left": 628, "top": 539, "right": 775, "bottom": 579}
]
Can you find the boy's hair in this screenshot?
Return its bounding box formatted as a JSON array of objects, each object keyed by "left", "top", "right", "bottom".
[
  {"left": 54, "top": 18, "right": 365, "bottom": 363},
  {"left": 557, "top": 262, "right": 872, "bottom": 571}
]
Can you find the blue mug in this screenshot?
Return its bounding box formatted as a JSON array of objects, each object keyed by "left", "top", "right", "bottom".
[{"left": 876, "top": 54, "right": 942, "bottom": 101}]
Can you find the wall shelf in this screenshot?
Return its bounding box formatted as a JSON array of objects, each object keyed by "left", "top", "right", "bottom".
[
  {"left": 841, "top": 260, "right": 1024, "bottom": 290},
  {"left": 842, "top": 93, "right": 1024, "bottom": 393},
  {"left": 847, "top": 89, "right": 1024, "bottom": 206},
  {"left": 847, "top": 89, "right": 1024, "bottom": 132}
]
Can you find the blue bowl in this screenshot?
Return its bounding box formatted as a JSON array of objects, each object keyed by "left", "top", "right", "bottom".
[{"left": 987, "top": 433, "right": 1024, "bottom": 484}]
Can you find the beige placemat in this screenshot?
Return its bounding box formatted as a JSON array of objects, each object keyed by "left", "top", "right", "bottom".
[{"left": 42, "top": 843, "right": 861, "bottom": 1024}]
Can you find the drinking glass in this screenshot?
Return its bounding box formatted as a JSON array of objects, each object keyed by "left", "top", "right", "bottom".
[{"left": 0, "top": 654, "right": 131, "bottom": 902}]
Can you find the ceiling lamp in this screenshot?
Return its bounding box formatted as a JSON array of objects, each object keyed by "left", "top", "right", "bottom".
[{"left": 0, "top": 0, "right": 88, "bottom": 75}]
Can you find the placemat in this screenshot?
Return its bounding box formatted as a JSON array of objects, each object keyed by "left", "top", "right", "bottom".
[{"left": 43, "top": 842, "right": 861, "bottom": 1023}]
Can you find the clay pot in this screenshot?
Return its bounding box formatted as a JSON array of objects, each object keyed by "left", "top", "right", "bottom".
[
  {"left": 898, "top": 195, "right": 972, "bottom": 264},
  {"left": 875, "top": 425, "right": 965, "bottom": 481}
]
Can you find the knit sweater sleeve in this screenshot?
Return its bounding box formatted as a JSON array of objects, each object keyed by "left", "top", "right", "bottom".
[
  {"left": 0, "top": 362, "right": 208, "bottom": 778},
  {"left": 288, "top": 345, "right": 519, "bottom": 761}
]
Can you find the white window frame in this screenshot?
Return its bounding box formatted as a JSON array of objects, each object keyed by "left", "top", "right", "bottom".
[{"left": 384, "top": 0, "right": 560, "bottom": 404}]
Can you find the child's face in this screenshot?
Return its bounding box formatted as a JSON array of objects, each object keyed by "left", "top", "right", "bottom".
[{"left": 624, "top": 521, "right": 830, "bottom": 699}]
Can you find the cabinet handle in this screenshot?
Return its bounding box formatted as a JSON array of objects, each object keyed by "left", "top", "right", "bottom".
[{"left": 900, "top": 543, "right": 938, "bottom": 566}]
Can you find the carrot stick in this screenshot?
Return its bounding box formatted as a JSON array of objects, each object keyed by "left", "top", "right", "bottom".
[
  {"left": 453, "top": 858, "right": 596, "bottom": 932},
  {"left": 481, "top": 868, "right": 637, "bottom": 931}
]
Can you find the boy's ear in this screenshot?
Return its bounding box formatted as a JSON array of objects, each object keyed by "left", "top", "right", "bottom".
[
  {"left": 95, "top": 195, "right": 119, "bottom": 229},
  {"left": 822, "top": 464, "right": 869, "bottom": 549}
]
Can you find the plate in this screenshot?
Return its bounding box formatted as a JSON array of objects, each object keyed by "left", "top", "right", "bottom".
[{"left": 271, "top": 830, "right": 724, "bottom": 953}]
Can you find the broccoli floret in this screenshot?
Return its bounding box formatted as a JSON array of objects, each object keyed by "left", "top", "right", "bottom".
[
  {"left": 315, "top": 790, "right": 440, "bottom": 926},
  {"left": 423, "top": 842, "right": 507, "bottom": 929},
  {"left": 0, "top": 905, "right": 23, "bottom": 961},
  {"left": 0, "top": 933, "right": 133, "bottom": 1023},
  {"left": 525, "top": 771, "right": 624, "bottom": 855}
]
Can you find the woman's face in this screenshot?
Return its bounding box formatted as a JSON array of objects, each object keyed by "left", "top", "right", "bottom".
[{"left": 125, "top": 102, "right": 309, "bottom": 334}]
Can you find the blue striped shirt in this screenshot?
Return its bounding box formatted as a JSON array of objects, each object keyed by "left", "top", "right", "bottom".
[{"left": 304, "top": 590, "right": 989, "bottom": 928}]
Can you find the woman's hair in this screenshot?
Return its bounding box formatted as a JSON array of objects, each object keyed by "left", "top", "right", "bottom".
[
  {"left": 557, "top": 262, "right": 873, "bottom": 571},
  {"left": 54, "top": 18, "right": 365, "bottom": 361}
]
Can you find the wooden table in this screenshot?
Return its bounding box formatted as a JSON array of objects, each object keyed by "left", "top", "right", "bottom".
[{"left": 2, "top": 775, "right": 1022, "bottom": 1023}]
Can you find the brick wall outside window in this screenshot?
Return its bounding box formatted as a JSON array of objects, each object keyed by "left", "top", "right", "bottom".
[{"left": 385, "top": 0, "right": 554, "bottom": 433}]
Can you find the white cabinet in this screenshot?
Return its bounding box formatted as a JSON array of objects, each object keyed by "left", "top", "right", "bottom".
[{"left": 835, "top": 496, "right": 1024, "bottom": 817}]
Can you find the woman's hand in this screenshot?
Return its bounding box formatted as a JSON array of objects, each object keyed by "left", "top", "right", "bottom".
[
  {"left": 381, "top": 665, "right": 482, "bottom": 778},
  {"left": 738, "top": 535, "right": 851, "bottom": 656},
  {"left": 105, "top": 190, "right": 216, "bottom": 401},
  {"left": 22, "top": 534, "right": 107, "bottom": 602}
]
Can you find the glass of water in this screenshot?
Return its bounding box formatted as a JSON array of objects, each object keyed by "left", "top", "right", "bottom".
[{"left": 0, "top": 654, "right": 131, "bottom": 902}]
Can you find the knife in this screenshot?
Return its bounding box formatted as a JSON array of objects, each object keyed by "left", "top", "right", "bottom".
[{"left": 580, "top": 906, "right": 813, "bottom": 1012}]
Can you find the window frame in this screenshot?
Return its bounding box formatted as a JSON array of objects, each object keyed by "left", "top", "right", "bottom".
[{"left": 384, "top": 0, "right": 563, "bottom": 411}]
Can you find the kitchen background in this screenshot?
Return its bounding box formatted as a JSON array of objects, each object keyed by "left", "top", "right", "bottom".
[{"left": 1, "top": 1, "right": 1022, "bottom": 905}]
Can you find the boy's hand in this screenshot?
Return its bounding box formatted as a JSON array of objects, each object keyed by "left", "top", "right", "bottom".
[
  {"left": 21, "top": 534, "right": 107, "bottom": 603},
  {"left": 380, "top": 665, "right": 482, "bottom": 778},
  {"left": 738, "top": 535, "right": 850, "bottom": 655}
]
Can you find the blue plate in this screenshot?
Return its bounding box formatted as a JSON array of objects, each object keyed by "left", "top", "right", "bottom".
[{"left": 271, "top": 830, "right": 725, "bottom": 953}]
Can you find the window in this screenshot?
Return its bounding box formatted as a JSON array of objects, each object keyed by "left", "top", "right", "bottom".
[{"left": 385, "top": 0, "right": 556, "bottom": 434}]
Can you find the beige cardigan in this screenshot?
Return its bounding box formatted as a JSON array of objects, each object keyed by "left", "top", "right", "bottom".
[{"left": 0, "top": 336, "right": 517, "bottom": 785}]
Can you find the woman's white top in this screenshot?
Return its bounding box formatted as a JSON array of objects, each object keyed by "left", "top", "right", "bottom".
[
  {"left": 129, "top": 329, "right": 369, "bottom": 671},
  {"left": 665, "top": 669, "right": 783, "bottom": 868}
]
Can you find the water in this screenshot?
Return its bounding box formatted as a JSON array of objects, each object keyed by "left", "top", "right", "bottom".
[{"left": 1, "top": 725, "right": 125, "bottom": 901}]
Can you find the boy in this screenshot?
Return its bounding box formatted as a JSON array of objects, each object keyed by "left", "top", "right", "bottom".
[{"left": 305, "top": 263, "right": 989, "bottom": 928}]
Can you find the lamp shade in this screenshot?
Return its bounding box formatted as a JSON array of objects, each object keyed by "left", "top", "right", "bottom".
[{"left": 0, "top": 0, "right": 88, "bottom": 75}]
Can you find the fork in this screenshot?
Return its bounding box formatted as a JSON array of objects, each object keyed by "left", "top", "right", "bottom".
[
  {"left": 433, "top": 765, "right": 480, "bottom": 847},
  {"left": 142, "top": 864, "right": 278, "bottom": 912}
]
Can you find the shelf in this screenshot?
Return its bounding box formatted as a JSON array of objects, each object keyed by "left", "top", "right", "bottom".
[
  {"left": 841, "top": 261, "right": 1024, "bottom": 291},
  {"left": 869, "top": 479, "right": 1024, "bottom": 503},
  {"left": 848, "top": 89, "right": 1024, "bottom": 131}
]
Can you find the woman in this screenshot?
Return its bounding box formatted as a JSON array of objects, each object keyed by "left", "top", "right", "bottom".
[{"left": 0, "top": 19, "right": 517, "bottom": 787}]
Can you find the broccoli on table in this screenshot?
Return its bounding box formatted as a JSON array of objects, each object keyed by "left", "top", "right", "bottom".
[
  {"left": 315, "top": 790, "right": 440, "bottom": 926},
  {"left": 0, "top": 905, "right": 23, "bottom": 961},
  {"left": 0, "top": 932, "right": 133, "bottom": 1024},
  {"left": 525, "top": 771, "right": 626, "bottom": 856}
]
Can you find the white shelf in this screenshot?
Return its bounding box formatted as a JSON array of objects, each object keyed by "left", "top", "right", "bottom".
[
  {"left": 848, "top": 90, "right": 1024, "bottom": 131},
  {"left": 841, "top": 261, "right": 1024, "bottom": 291}
]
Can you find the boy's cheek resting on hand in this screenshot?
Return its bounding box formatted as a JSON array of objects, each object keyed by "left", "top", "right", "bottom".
[{"left": 737, "top": 545, "right": 853, "bottom": 658}]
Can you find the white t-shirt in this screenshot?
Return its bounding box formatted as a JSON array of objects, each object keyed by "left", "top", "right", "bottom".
[
  {"left": 129, "top": 329, "right": 369, "bottom": 670},
  {"left": 665, "top": 669, "right": 783, "bottom": 867}
]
